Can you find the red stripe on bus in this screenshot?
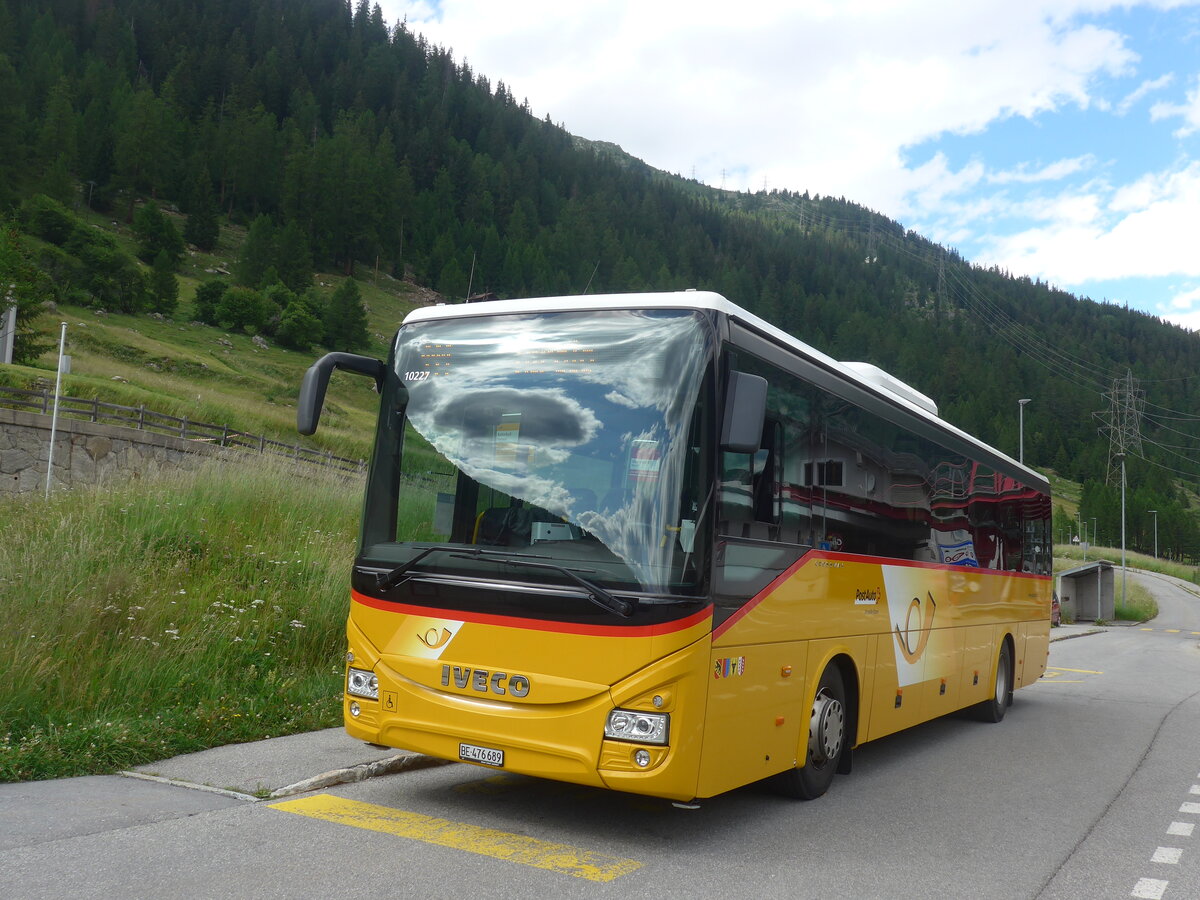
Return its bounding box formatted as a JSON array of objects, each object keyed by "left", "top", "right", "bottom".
[
  {"left": 711, "top": 549, "right": 1052, "bottom": 642},
  {"left": 350, "top": 589, "right": 714, "bottom": 638}
]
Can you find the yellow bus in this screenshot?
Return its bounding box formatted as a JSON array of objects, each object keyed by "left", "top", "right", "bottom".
[{"left": 298, "top": 291, "right": 1051, "bottom": 802}]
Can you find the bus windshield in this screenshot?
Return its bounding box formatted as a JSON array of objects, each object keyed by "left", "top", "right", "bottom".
[{"left": 364, "top": 308, "right": 714, "bottom": 597}]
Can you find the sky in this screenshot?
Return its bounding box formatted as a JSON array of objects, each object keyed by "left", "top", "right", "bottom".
[{"left": 374, "top": 0, "right": 1200, "bottom": 332}]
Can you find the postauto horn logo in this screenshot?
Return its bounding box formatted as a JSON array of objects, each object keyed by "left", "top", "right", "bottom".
[{"left": 894, "top": 592, "right": 936, "bottom": 664}]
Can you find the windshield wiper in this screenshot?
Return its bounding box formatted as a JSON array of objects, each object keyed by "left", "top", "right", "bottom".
[
  {"left": 374, "top": 545, "right": 552, "bottom": 591},
  {"left": 373, "top": 547, "right": 633, "bottom": 618},
  {"left": 635, "top": 595, "right": 707, "bottom": 607},
  {"left": 373, "top": 545, "right": 454, "bottom": 591},
  {"left": 446, "top": 550, "right": 634, "bottom": 618}
]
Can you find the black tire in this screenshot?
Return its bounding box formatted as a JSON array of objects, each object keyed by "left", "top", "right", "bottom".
[
  {"left": 776, "top": 665, "right": 847, "bottom": 800},
  {"left": 973, "top": 640, "right": 1012, "bottom": 723}
]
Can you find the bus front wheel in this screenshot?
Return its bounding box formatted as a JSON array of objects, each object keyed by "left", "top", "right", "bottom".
[
  {"left": 777, "top": 665, "right": 846, "bottom": 800},
  {"left": 973, "top": 640, "right": 1012, "bottom": 723}
]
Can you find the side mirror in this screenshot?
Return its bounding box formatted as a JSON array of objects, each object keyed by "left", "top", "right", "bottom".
[
  {"left": 721, "top": 371, "right": 767, "bottom": 453},
  {"left": 297, "top": 352, "right": 386, "bottom": 435}
]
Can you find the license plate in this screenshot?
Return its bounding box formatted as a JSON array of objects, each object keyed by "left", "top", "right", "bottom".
[{"left": 459, "top": 742, "right": 504, "bottom": 767}]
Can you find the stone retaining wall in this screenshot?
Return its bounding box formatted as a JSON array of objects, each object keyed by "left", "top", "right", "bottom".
[{"left": 0, "top": 407, "right": 222, "bottom": 494}]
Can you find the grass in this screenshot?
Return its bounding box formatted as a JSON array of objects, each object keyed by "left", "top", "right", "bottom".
[
  {"left": 1115, "top": 580, "right": 1158, "bottom": 623},
  {"left": 0, "top": 212, "right": 444, "bottom": 782},
  {"left": 1054, "top": 543, "right": 1200, "bottom": 587},
  {"left": 1, "top": 300, "right": 386, "bottom": 461},
  {"left": 0, "top": 457, "right": 364, "bottom": 782}
]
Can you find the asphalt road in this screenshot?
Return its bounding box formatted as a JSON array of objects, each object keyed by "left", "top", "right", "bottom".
[{"left": 1, "top": 569, "right": 1198, "bottom": 899}]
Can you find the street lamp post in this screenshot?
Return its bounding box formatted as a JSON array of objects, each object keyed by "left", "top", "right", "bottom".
[
  {"left": 1148, "top": 509, "right": 1158, "bottom": 559},
  {"left": 1091, "top": 518, "right": 1097, "bottom": 550},
  {"left": 1018, "top": 398, "right": 1032, "bottom": 464}
]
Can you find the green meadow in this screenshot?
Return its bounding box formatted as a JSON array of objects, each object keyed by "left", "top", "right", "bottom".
[{"left": 0, "top": 458, "right": 361, "bottom": 782}]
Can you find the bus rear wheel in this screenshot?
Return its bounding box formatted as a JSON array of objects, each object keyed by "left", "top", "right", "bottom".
[
  {"left": 776, "top": 665, "right": 846, "bottom": 800},
  {"left": 973, "top": 640, "right": 1012, "bottom": 723}
]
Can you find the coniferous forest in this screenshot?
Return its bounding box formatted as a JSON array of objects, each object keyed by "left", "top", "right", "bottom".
[{"left": 2, "top": 0, "right": 1200, "bottom": 559}]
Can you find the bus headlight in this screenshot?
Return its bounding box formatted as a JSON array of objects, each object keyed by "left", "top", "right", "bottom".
[
  {"left": 347, "top": 667, "right": 379, "bottom": 699},
  {"left": 605, "top": 709, "right": 669, "bottom": 745}
]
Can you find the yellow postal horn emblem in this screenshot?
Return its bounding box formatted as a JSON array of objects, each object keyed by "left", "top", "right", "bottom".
[
  {"left": 417, "top": 627, "right": 453, "bottom": 649},
  {"left": 894, "top": 592, "right": 936, "bottom": 664}
]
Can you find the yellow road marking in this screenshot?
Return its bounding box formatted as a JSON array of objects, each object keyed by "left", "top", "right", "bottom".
[
  {"left": 1166, "top": 629, "right": 1182, "bottom": 634},
  {"left": 1141, "top": 627, "right": 1155, "bottom": 631},
  {"left": 271, "top": 794, "right": 642, "bottom": 882},
  {"left": 1046, "top": 666, "right": 1103, "bottom": 675}
]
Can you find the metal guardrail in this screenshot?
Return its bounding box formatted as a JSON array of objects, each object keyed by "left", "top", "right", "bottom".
[{"left": 0, "top": 384, "right": 366, "bottom": 475}]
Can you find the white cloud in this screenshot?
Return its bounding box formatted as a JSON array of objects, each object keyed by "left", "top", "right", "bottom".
[
  {"left": 1163, "top": 284, "right": 1200, "bottom": 330},
  {"left": 989, "top": 155, "right": 1097, "bottom": 184},
  {"left": 1117, "top": 73, "right": 1175, "bottom": 114},
  {"left": 1150, "top": 73, "right": 1200, "bottom": 136},
  {"left": 978, "top": 161, "right": 1200, "bottom": 284}
]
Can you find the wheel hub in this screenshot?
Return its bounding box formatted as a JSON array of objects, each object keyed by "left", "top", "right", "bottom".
[{"left": 808, "top": 688, "right": 844, "bottom": 766}]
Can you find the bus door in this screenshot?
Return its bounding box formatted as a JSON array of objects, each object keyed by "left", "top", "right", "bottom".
[{"left": 696, "top": 371, "right": 816, "bottom": 797}]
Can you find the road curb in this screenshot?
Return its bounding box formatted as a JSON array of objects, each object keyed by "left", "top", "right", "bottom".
[
  {"left": 118, "top": 770, "right": 261, "bottom": 802},
  {"left": 120, "top": 750, "right": 453, "bottom": 802},
  {"left": 1050, "top": 628, "right": 1107, "bottom": 642},
  {"left": 267, "top": 752, "right": 453, "bottom": 800}
]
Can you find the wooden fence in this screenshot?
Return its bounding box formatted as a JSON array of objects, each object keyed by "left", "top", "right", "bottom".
[{"left": 0, "top": 384, "right": 366, "bottom": 475}]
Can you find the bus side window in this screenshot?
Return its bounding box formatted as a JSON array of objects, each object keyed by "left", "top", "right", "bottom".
[
  {"left": 718, "top": 451, "right": 755, "bottom": 532},
  {"left": 719, "top": 420, "right": 782, "bottom": 541},
  {"left": 751, "top": 419, "right": 782, "bottom": 525}
]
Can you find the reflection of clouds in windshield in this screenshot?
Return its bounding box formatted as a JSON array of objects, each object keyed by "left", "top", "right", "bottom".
[
  {"left": 395, "top": 310, "right": 712, "bottom": 590},
  {"left": 432, "top": 387, "right": 600, "bottom": 445},
  {"left": 454, "top": 463, "right": 573, "bottom": 515},
  {"left": 402, "top": 312, "right": 701, "bottom": 417},
  {"left": 580, "top": 317, "right": 694, "bottom": 413},
  {"left": 413, "top": 387, "right": 597, "bottom": 514},
  {"left": 605, "top": 390, "right": 639, "bottom": 409}
]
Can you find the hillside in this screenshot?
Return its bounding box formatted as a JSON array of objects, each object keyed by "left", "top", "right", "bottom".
[
  {"left": 1, "top": 0, "right": 1199, "bottom": 560},
  {"left": 0, "top": 206, "right": 428, "bottom": 459}
]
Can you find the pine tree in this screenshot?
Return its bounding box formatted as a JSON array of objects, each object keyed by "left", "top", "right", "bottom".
[
  {"left": 182, "top": 164, "right": 220, "bottom": 252},
  {"left": 274, "top": 220, "right": 313, "bottom": 293},
  {"left": 0, "top": 223, "right": 54, "bottom": 363},
  {"left": 323, "top": 278, "right": 370, "bottom": 351},
  {"left": 236, "top": 215, "right": 276, "bottom": 288},
  {"left": 0, "top": 54, "right": 26, "bottom": 208},
  {"left": 133, "top": 200, "right": 184, "bottom": 265},
  {"left": 150, "top": 250, "right": 179, "bottom": 315}
]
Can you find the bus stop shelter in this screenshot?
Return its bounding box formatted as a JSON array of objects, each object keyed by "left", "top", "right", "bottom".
[{"left": 1057, "top": 560, "right": 1115, "bottom": 622}]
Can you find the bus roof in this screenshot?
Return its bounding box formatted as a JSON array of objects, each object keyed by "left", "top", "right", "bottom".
[{"left": 401, "top": 291, "right": 1047, "bottom": 490}]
